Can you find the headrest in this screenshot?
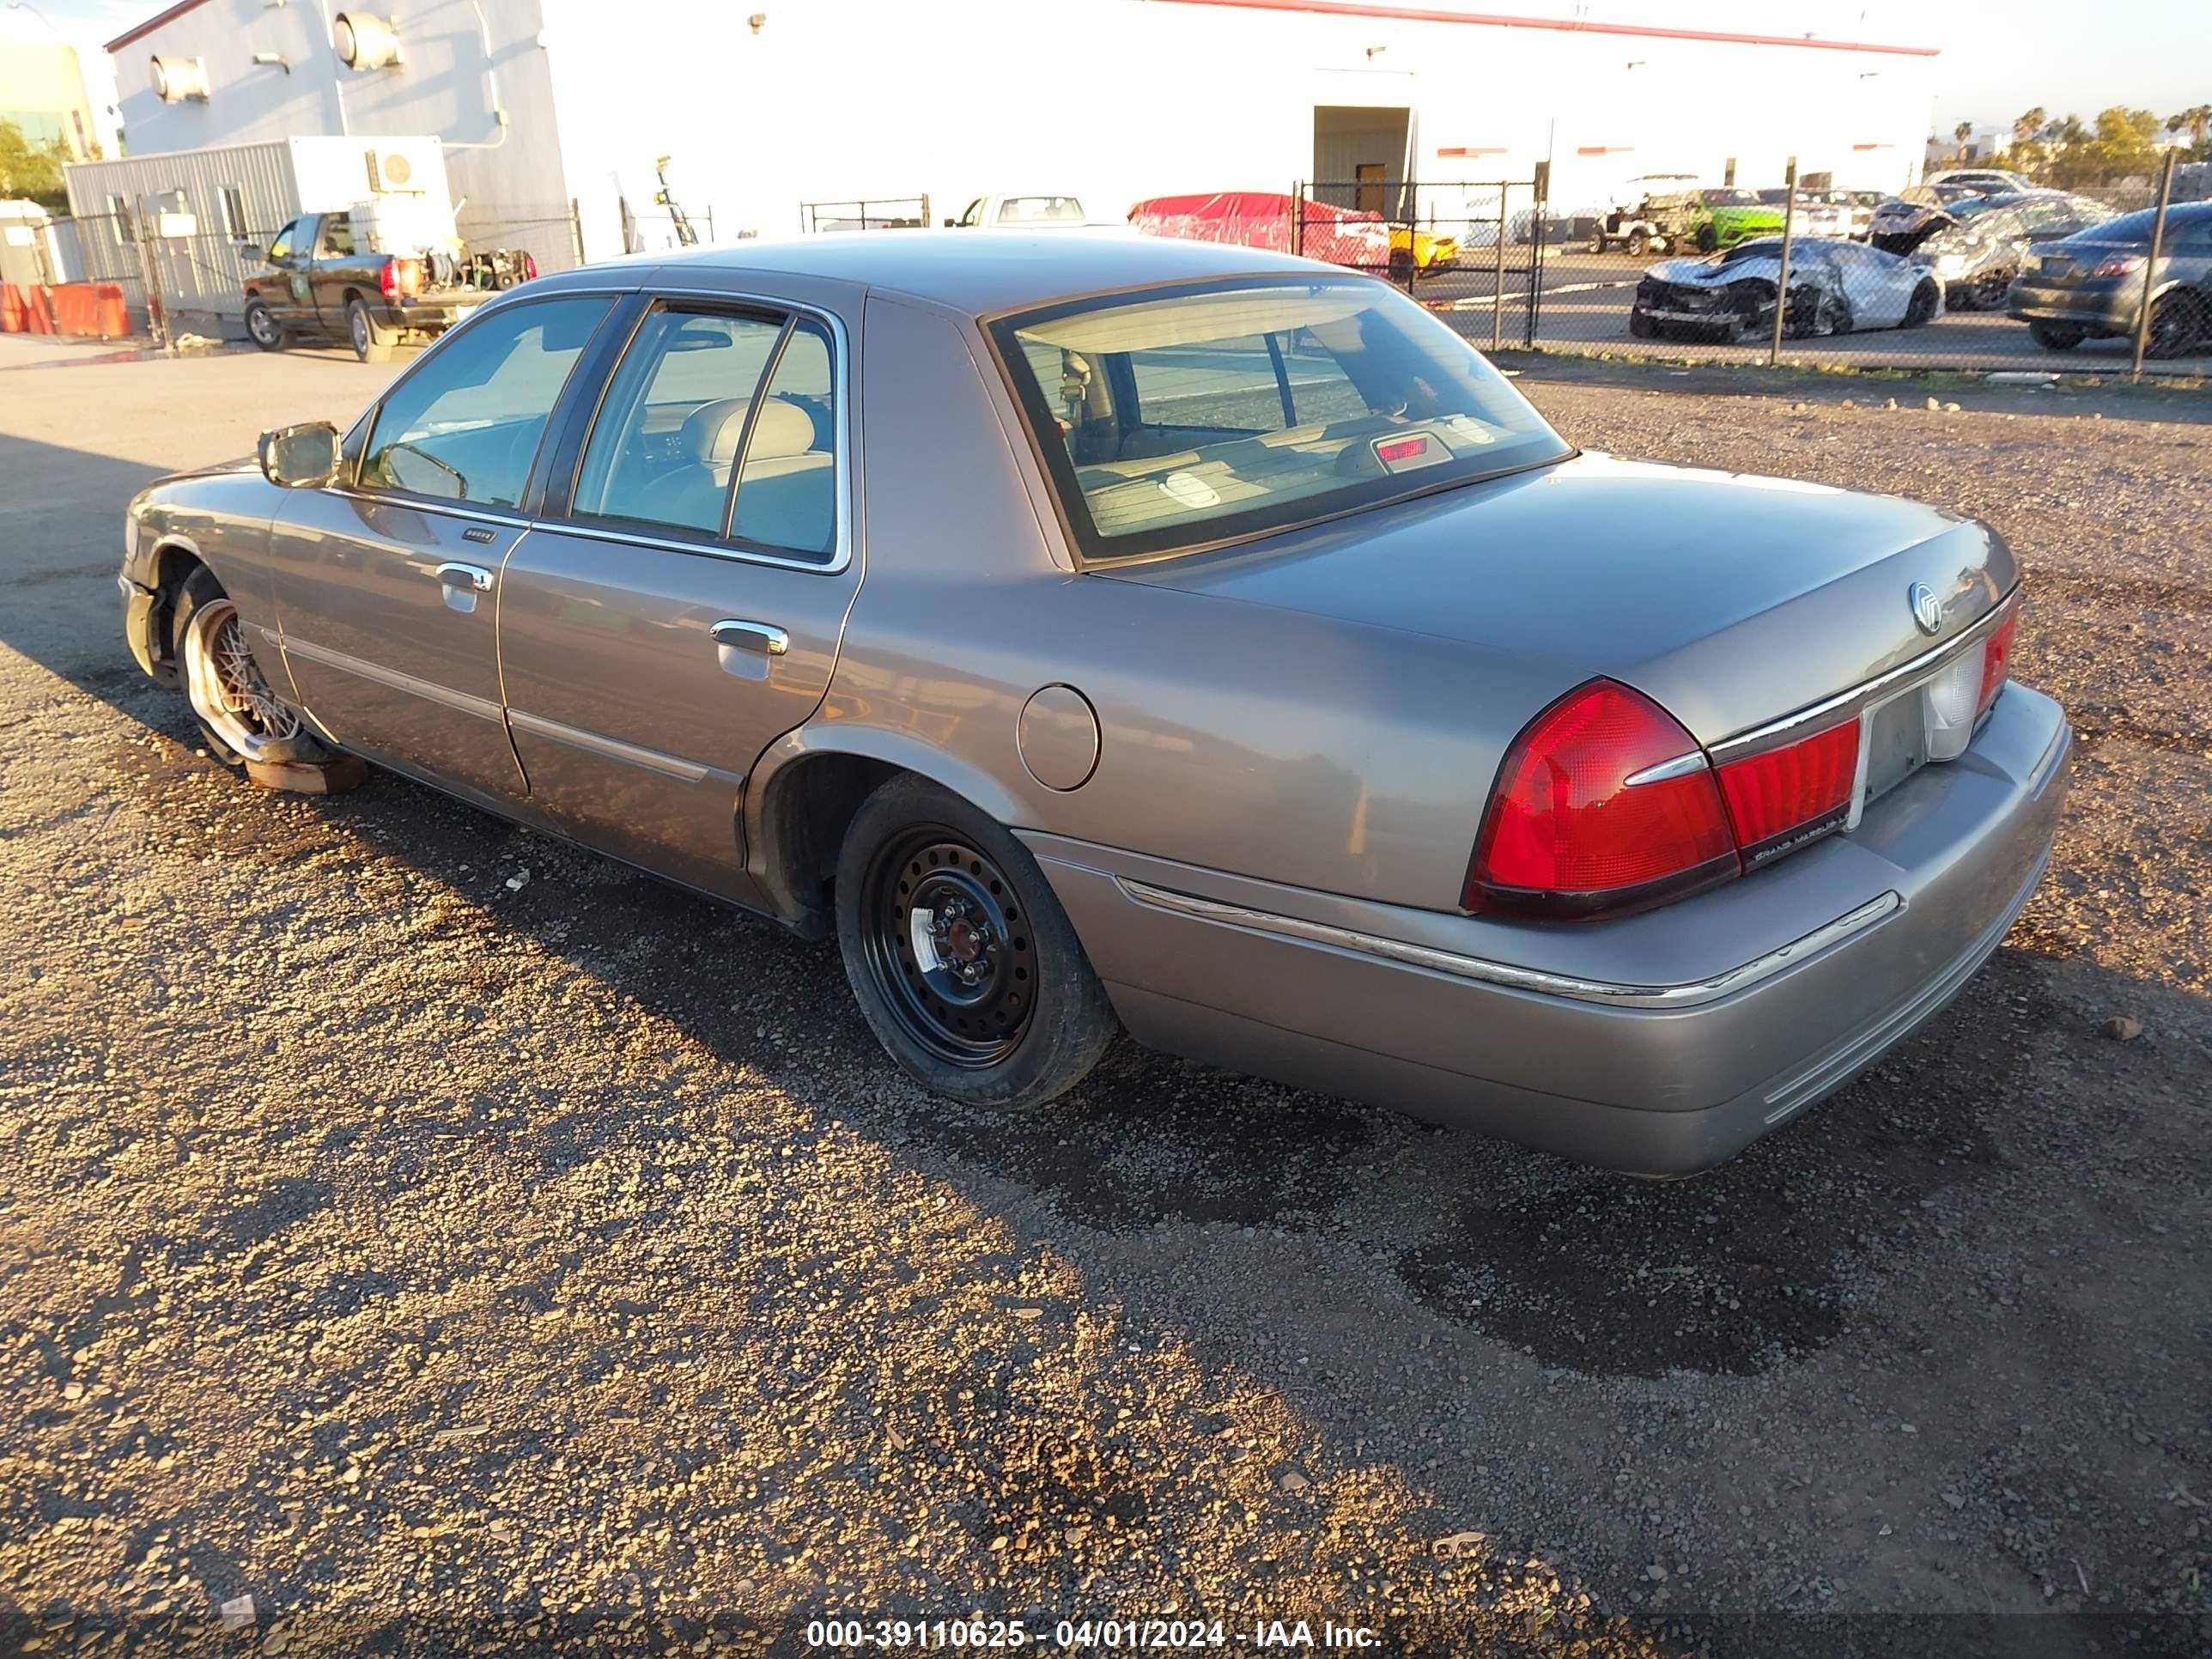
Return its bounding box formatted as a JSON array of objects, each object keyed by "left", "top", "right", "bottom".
[{"left": 678, "top": 396, "right": 817, "bottom": 468}]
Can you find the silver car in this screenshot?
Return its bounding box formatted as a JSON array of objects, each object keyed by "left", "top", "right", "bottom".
[{"left": 118, "top": 234, "right": 2069, "bottom": 1176}]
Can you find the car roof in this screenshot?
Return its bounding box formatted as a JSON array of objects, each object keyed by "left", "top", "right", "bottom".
[{"left": 555, "top": 231, "right": 1335, "bottom": 316}]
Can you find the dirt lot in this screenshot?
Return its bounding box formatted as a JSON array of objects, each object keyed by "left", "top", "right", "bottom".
[{"left": 1, "top": 336, "right": 2207, "bottom": 1657}]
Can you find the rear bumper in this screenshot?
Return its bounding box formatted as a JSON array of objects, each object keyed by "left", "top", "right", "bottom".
[
  {"left": 1030, "top": 685, "right": 2070, "bottom": 1176},
  {"left": 2007, "top": 280, "right": 2133, "bottom": 333}
]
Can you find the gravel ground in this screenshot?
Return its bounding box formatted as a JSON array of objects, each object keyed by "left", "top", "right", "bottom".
[{"left": 1, "top": 337, "right": 2207, "bottom": 1657}]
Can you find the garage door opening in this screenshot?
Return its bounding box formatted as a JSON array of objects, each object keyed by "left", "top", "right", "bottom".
[{"left": 1312, "top": 106, "right": 1411, "bottom": 215}]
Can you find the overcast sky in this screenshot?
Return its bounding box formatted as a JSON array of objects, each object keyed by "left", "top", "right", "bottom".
[{"left": 6, "top": 0, "right": 2205, "bottom": 135}]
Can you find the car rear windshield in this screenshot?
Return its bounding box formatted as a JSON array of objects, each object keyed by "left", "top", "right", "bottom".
[
  {"left": 2073, "top": 204, "right": 2212, "bottom": 244},
  {"left": 988, "top": 277, "right": 1572, "bottom": 563}
]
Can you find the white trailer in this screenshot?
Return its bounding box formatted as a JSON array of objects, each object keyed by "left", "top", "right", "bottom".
[{"left": 62, "top": 136, "right": 456, "bottom": 333}]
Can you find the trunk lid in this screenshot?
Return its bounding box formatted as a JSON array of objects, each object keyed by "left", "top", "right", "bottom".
[{"left": 1103, "top": 450, "right": 2014, "bottom": 746}]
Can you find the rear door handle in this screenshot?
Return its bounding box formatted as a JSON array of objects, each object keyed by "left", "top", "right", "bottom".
[{"left": 710, "top": 618, "right": 789, "bottom": 656}]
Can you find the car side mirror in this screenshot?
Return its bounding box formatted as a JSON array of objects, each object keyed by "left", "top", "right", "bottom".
[
  {"left": 258, "top": 421, "right": 341, "bottom": 489},
  {"left": 240, "top": 243, "right": 263, "bottom": 262}
]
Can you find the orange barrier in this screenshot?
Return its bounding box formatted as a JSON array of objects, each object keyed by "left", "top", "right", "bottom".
[
  {"left": 0, "top": 283, "right": 55, "bottom": 333},
  {"left": 47, "top": 282, "right": 131, "bottom": 339}
]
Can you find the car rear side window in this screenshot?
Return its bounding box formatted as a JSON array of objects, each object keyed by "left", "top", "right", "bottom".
[
  {"left": 359, "top": 295, "right": 611, "bottom": 508},
  {"left": 569, "top": 306, "right": 841, "bottom": 560},
  {"left": 990, "top": 277, "right": 1571, "bottom": 563}
]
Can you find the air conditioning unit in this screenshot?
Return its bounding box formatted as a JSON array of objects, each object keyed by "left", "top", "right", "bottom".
[
  {"left": 333, "top": 12, "right": 403, "bottom": 71},
  {"left": 362, "top": 147, "right": 427, "bottom": 196},
  {"left": 149, "top": 56, "right": 210, "bottom": 102}
]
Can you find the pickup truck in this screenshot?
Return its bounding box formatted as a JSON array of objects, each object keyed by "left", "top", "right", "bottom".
[
  {"left": 945, "top": 193, "right": 1097, "bottom": 229},
  {"left": 240, "top": 209, "right": 535, "bottom": 361}
]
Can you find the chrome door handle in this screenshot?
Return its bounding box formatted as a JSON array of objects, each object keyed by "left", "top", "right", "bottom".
[
  {"left": 434, "top": 562, "right": 492, "bottom": 592},
  {"left": 710, "top": 618, "right": 789, "bottom": 656}
]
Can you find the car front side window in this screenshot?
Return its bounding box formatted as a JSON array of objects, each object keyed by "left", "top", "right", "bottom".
[
  {"left": 359, "top": 295, "right": 612, "bottom": 508},
  {"left": 267, "top": 219, "right": 298, "bottom": 262}
]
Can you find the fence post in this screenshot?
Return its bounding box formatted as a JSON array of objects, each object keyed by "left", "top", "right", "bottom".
[
  {"left": 132, "top": 194, "right": 168, "bottom": 351},
  {"left": 1491, "top": 182, "right": 1507, "bottom": 354},
  {"left": 1400, "top": 179, "right": 1417, "bottom": 295},
  {"left": 568, "top": 198, "right": 585, "bottom": 267},
  {"left": 2130, "top": 149, "right": 2179, "bottom": 383},
  {"left": 1527, "top": 170, "right": 1549, "bottom": 349},
  {"left": 1292, "top": 181, "right": 1304, "bottom": 258},
  {"left": 1768, "top": 156, "right": 1798, "bottom": 367}
]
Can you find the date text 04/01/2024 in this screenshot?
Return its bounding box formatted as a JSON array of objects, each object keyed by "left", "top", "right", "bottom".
[{"left": 802, "top": 1619, "right": 1382, "bottom": 1649}]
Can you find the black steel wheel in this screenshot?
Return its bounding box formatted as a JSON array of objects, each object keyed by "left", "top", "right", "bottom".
[
  {"left": 836, "top": 774, "right": 1116, "bottom": 1107},
  {"left": 860, "top": 828, "right": 1036, "bottom": 1068}
]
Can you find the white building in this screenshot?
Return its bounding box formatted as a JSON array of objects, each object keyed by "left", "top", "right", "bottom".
[{"left": 104, "top": 0, "right": 1939, "bottom": 270}]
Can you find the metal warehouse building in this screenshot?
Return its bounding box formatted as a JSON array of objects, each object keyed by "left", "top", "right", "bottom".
[{"left": 97, "top": 0, "right": 1938, "bottom": 272}]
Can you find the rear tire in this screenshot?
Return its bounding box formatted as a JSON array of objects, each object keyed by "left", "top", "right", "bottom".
[
  {"left": 244, "top": 298, "right": 283, "bottom": 351},
  {"left": 1903, "top": 280, "right": 1939, "bottom": 328},
  {"left": 1694, "top": 222, "right": 1718, "bottom": 254},
  {"left": 2144, "top": 290, "right": 2210, "bottom": 360},
  {"left": 835, "top": 774, "right": 1116, "bottom": 1109},
  {"left": 345, "top": 296, "right": 390, "bottom": 362},
  {"left": 2028, "top": 319, "right": 2085, "bottom": 350},
  {"left": 1626, "top": 228, "right": 1650, "bottom": 259}
]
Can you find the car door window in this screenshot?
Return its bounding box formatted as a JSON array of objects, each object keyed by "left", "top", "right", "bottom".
[
  {"left": 360, "top": 295, "right": 611, "bottom": 508},
  {"left": 573, "top": 306, "right": 842, "bottom": 559},
  {"left": 728, "top": 319, "right": 838, "bottom": 558},
  {"left": 267, "top": 219, "right": 299, "bottom": 263},
  {"left": 571, "top": 307, "right": 787, "bottom": 536},
  {"left": 322, "top": 214, "right": 356, "bottom": 257}
]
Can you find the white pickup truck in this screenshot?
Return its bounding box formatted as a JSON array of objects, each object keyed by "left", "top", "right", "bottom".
[{"left": 945, "top": 194, "right": 1106, "bottom": 229}]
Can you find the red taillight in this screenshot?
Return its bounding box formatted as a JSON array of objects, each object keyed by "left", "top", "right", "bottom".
[
  {"left": 1715, "top": 720, "right": 1860, "bottom": 866},
  {"left": 378, "top": 259, "right": 398, "bottom": 299},
  {"left": 522, "top": 252, "right": 538, "bottom": 283},
  {"left": 2088, "top": 254, "right": 2143, "bottom": 278},
  {"left": 1978, "top": 610, "right": 2018, "bottom": 715},
  {"left": 1467, "top": 679, "right": 1739, "bottom": 918}
]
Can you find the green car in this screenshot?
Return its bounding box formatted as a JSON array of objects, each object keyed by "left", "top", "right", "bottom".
[{"left": 1677, "top": 188, "right": 1788, "bottom": 252}]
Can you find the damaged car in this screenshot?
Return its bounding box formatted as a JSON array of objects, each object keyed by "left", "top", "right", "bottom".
[
  {"left": 1909, "top": 191, "right": 2115, "bottom": 310},
  {"left": 1869, "top": 183, "right": 1996, "bottom": 255},
  {"left": 1632, "top": 237, "right": 1943, "bottom": 343}
]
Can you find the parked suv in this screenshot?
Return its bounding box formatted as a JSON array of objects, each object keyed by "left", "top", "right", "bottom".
[{"left": 2007, "top": 202, "right": 2212, "bottom": 356}]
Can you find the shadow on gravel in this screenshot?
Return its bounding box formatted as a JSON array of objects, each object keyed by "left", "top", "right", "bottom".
[
  {"left": 0, "top": 433, "right": 2160, "bottom": 1392},
  {"left": 38, "top": 677, "right": 2119, "bottom": 1384}
]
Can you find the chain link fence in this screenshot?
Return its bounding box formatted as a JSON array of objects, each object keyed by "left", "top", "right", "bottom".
[{"left": 1462, "top": 153, "right": 2208, "bottom": 380}]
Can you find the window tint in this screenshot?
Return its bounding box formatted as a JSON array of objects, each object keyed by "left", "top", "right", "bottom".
[
  {"left": 994, "top": 279, "right": 1571, "bottom": 562},
  {"left": 267, "top": 218, "right": 298, "bottom": 261},
  {"left": 731, "top": 319, "right": 838, "bottom": 558},
  {"left": 361, "top": 296, "right": 611, "bottom": 507},
  {"left": 322, "top": 214, "right": 356, "bottom": 256},
  {"left": 573, "top": 308, "right": 787, "bottom": 536}
]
